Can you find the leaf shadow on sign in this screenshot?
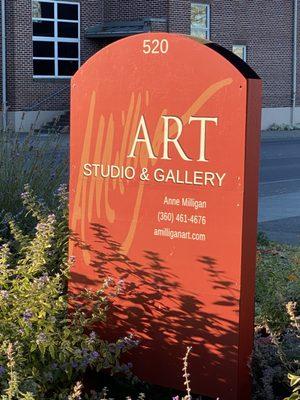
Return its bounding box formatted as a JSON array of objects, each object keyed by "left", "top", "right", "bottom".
[
  {"left": 71, "top": 224, "right": 240, "bottom": 397},
  {"left": 69, "top": 234, "right": 96, "bottom": 287}
]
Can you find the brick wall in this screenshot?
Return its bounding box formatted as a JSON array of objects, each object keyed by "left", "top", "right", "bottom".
[
  {"left": 104, "top": 0, "right": 168, "bottom": 21},
  {"left": 168, "top": 0, "right": 190, "bottom": 34},
  {"left": 3, "top": 0, "right": 300, "bottom": 113},
  {"left": 167, "top": 0, "right": 297, "bottom": 108},
  {"left": 297, "top": 2, "right": 300, "bottom": 109},
  {"left": 209, "top": 0, "right": 295, "bottom": 108},
  {"left": 5, "top": 0, "right": 104, "bottom": 112},
  {"left": 0, "top": 5, "right": 3, "bottom": 112}
]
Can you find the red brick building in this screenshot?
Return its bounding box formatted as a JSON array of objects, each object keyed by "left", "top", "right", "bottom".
[{"left": 1, "top": 0, "right": 299, "bottom": 131}]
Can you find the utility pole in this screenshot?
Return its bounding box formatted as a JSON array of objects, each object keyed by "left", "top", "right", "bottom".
[
  {"left": 291, "top": 0, "right": 298, "bottom": 127},
  {"left": 1, "top": 0, "right": 7, "bottom": 130}
]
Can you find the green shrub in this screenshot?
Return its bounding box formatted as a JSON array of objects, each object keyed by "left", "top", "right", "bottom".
[
  {"left": 252, "top": 243, "right": 300, "bottom": 400},
  {"left": 256, "top": 243, "right": 300, "bottom": 333},
  {"left": 0, "top": 186, "right": 136, "bottom": 399},
  {"left": 0, "top": 182, "right": 299, "bottom": 399},
  {"left": 257, "top": 231, "right": 270, "bottom": 247}
]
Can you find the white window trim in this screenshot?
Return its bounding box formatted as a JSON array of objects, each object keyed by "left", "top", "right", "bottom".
[
  {"left": 232, "top": 44, "right": 247, "bottom": 62},
  {"left": 191, "top": 3, "right": 210, "bottom": 40},
  {"left": 34, "top": 0, "right": 80, "bottom": 4},
  {"left": 206, "top": 4, "right": 210, "bottom": 40},
  {"left": 32, "top": 0, "right": 80, "bottom": 79}
]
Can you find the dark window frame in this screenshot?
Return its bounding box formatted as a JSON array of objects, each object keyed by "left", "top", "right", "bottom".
[{"left": 32, "top": 0, "right": 80, "bottom": 78}]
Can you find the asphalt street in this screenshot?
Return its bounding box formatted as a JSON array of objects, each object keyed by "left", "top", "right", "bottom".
[{"left": 258, "top": 132, "right": 300, "bottom": 245}]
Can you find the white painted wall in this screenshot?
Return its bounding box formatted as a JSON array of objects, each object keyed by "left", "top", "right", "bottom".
[
  {"left": 7, "top": 110, "right": 66, "bottom": 132},
  {"left": 261, "top": 107, "right": 300, "bottom": 130}
]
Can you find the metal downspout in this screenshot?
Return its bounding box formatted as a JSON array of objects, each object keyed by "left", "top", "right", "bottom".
[
  {"left": 291, "top": 0, "right": 298, "bottom": 127},
  {"left": 1, "top": 0, "right": 7, "bottom": 130}
]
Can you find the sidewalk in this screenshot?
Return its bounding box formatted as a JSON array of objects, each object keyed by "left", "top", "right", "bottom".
[{"left": 261, "top": 129, "right": 300, "bottom": 142}]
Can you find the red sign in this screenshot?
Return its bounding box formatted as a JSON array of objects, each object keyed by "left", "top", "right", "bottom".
[{"left": 69, "top": 33, "right": 261, "bottom": 400}]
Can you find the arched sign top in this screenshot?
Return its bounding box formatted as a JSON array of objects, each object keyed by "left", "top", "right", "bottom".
[
  {"left": 70, "top": 32, "right": 262, "bottom": 400},
  {"left": 73, "top": 33, "right": 260, "bottom": 84}
]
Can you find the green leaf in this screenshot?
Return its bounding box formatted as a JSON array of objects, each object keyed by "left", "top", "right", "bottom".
[
  {"left": 49, "top": 344, "right": 55, "bottom": 359},
  {"left": 38, "top": 343, "right": 46, "bottom": 358},
  {"left": 289, "top": 374, "right": 300, "bottom": 387},
  {"left": 30, "top": 343, "right": 37, "bottom": 352}
]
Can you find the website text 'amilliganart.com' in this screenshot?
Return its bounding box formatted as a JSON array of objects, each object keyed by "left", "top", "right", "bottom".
[{"left": 153, "top": 227, "right": 206, "bottom": 241}]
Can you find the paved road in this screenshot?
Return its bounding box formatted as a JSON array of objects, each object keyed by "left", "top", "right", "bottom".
[{"left": 258, "top": 133, "right": 300, "bottom": 245}]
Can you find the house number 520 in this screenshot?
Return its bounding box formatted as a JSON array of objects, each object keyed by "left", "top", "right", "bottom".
[{"left": 142, "top": 39, "right": 169, "bottom": 54}]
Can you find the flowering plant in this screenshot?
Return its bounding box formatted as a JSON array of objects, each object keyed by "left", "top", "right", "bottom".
[{"left": 0, "top": 186, "right": 136, "bottom": 399}]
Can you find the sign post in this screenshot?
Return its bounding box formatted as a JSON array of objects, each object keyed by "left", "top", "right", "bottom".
[{"left": 69, "top": 33, "right": 261, "bottom": 400}]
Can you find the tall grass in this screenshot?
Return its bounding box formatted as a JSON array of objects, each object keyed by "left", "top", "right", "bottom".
[{"left": 0, "top": 128, "right": 68, "bottom": 219}]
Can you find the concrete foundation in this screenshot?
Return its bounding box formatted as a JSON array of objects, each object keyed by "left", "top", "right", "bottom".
[
  {"left": 2, "top": 107, "right": 300, "bottom": 133},
  {"left": 262, "top": 107, "right": 300, "bottom": 130},
  {"left": 6, "top": 110, "right": 66, "bottom": 132}
]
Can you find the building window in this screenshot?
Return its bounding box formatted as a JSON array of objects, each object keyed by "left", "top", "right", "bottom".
[
  {"left": 232, "top": 45, "right": 247, "bottom": 62},
  {"left": 32, "top": 0, "right": 80, "bottom": 78},
  {"left": 191, "top": 3, "right": 210, "bottom": 40}
]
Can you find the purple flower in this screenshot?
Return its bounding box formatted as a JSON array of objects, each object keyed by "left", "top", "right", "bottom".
[
  {"left": 81, "top": 348, "right": 88, "bottom": 356},
  {"left": 0, "top": 290, "right": 8, "bottom": 300},
  {"left": 36, "top": 332, "right": 47, "bottom": 345},
  {"left": 71, "top": 361, "right": 78, "bottom": 368},
  {"left": 48, "top": 214, "right": 56, "bottom": 223},
  {"left": 36, "top": 222, "right": 47, "bottom": 232},
  {"left": 23, "top": 309, "right": 33, "bottom": 322},
  {"left": 123, "top": 334, "right": 140, "bottom": 347},
  {"left": 172, "top": 397, "right": 180, "bottom": 400},
  {"left": 90, "top": 351, "right": 99, "bottom": 360},
  {"left": 57, "top": 184, "right": 67, "bottom": 195},
  {"left": 0, "top": 366, "right": 5, "bottom": 376},
  {"left": 21, "top": 191, "right": 30, "bottom": 200},
  {"left": 87, "top": 332, "right": 97, "bottom": 347},
  {"left": 36, "top": 274, "right": 50, "bottom": 288},
  {"left": 38, "top": 274, "right": 49, "bottom": 284}
]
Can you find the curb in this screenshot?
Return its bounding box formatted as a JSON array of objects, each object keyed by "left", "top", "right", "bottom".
[{"left": 261, "top": 130, "right": 300, "bottom": 142}]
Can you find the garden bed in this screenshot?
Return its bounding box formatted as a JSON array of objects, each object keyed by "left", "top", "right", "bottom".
[{"left": 0, "top": 131, "right": 298, "bottom": 400}]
